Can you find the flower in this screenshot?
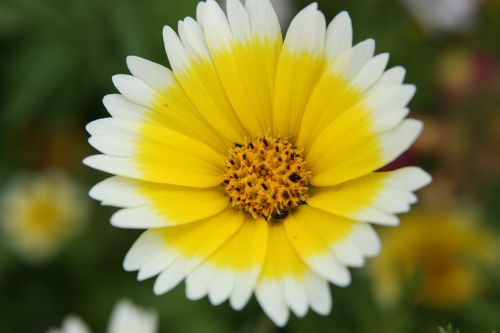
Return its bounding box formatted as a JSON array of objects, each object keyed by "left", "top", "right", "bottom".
[
  {"left": 85, "top": 0, "right": 431, "bottom": 326},
  {"left": 1, "top": 171, "right": 88, "bottom": 263},
  {"left": 47, "top": 316, "right": 91, "bottom": 333},
  {"left": 371, "top": 210, "right": 497, "bottom": 309},
  {"left": 403, "top": 0, "right": 481, "bottom": 34},
  {"left": 47, "top": 299, "right": 158, "bottom": 333}
]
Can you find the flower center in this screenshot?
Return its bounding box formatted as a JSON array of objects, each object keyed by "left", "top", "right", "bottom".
[{"left": 223, "top": 135, "right": 311, "bottom": 221}]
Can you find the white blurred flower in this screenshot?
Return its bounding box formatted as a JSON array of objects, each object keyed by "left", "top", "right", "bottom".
[
  {"left": 0, "top": 171, "right": 88, "bottom": 263},
  {"left": 48, "top": 299, "right": 158, "bottom": 333},
  {"left": 403, "top": 0, "right": 480, "bottom": 33},
  {"left": 47, "top": 316, "right": 91, "bottom": 333},
  {"left": 107, "top": 299, "right": 158, "bottom": 333}
]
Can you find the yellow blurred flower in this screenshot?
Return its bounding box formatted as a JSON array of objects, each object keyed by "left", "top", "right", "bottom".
[
  {"left": 0, "top": 171, "right": 89, "bottom": 263},
  {"left": 372, "top": 209, "right": 496, "bottom": 309}
]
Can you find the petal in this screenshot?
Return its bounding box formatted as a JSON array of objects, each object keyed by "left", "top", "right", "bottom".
[
  {"left": 113, "top": 58, "right": 229, "bottom": 154},
  {"left": 296, "top": 40, "right": 375, "bottom": 149},
  {"left": 349, "top": 222, "right": 381, "bottom": 257},
  {"left": 255, "top": 280, "right": 289, "bottom": 327},
  {"left": 282, "top": 276, "right": 309, "bottom": 317},
  {"left": 137, "top": 248, "right": 176, "bottom": 281},
  {"left": 303, "top": 273, "right": 332, "bottom": 315},
  {"left": 324, "top": 11, "right": 353, "bottom": 60},
  {"left": 331, "top": 239, "right": 365, "bottom": 267},
  {"left": 371, "top": 66, "right": 406, "bottom": 90},
  {"left": 227, "top": 0, "right": 251, "bottom": 40},
  {"left": 331, "top": 39, "right": 376, "bottom": 81},
  {"left": 123, "top": 208, "right": 244, "bottom": 294},
  {"left": 363, "top": 84, "right": 416, "bottom": 132},
  {"left": 163, "top": 24, "right": 247, "bottom": 143},
  {"left": 152, "top": 209, "right": 244, "bottom": 295},
  {"left": 90, "top": 176, "right": 229, "bottom": 228},
  {"left": 351, "top": 53, "right": 389, "bottom": 92},
  {"left": 89, "top": 176, "right": 147, "bottom": 207},
  {"left": 203, "top": 0, "right": 282, "bottom": 135},
  {"left": 185, "top": 217, "right": 268, "bottom": 310},
  {"left": 207, "top": 269, "right": 235, "bottom": 306},
  {"left": 178, "top": 18, "right": 211, "bottom": 60},
  {"left": 258, "top": 222, "right": 309, "bottom": 280},
  {"left": 284, "top": 205, "right": 380, "bottom": 262},
  {"left": 308, "top": 167, "right": 431, "bottom": 225},
  {"left": 102, "top": 94, "right": 148, "bottom": 122},
  {"left": 308, "top": 118, "right": 423, "bottom": 186},
  {"left": 272, "top": 3, "right": 326, "bottom": 138},
  {"left": 245, "top": 0, "right": 281, "bottom": 41},
  {"left": 85, "top": 118, "right": 226, "bottom": 188},
  {"left": 284, "top": 205, "right": 352, "bottom": 286},
  {"left": 126, "top": 56, "right": 173, "bottom": 92},
  {"left": 112, "top": 74, "right": 156, "bottom": 107},
  {"left": 256, "top": 223, "right": 311, "bottom": 325},
  {"left": 123, "top": 229, "right": 169, "bottom": 272}
]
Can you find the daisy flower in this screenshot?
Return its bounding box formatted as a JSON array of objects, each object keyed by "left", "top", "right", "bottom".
[
  {"left": 372, "top": 210, "right": 497, "bottom": 309},
  {"left": 85, "top": 0, "right": 431, "bottom": 326},
  {"left": 0, "top": 171, "right": 88, "bottom": 263},
  {"left": 47, "top": 299, "right": 158, "bottom": 333}
]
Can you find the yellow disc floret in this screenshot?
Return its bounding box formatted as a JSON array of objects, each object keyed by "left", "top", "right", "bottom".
[{"left": 223, "top": 135, "right": 311, "bottom": 221}]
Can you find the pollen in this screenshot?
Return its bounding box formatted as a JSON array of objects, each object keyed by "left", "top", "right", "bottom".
[{"left": 223, "top": 135, "right": 311, "bottom": 221}]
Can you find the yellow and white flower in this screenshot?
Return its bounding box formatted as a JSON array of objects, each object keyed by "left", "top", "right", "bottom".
[
  {"left": 85, "top": 0, "right": 431, "bottom": 326},
  {"left": 371, "top": 210, "right": 497, "bottom": 309},
  {"left": 48, "top": 299, "right": 158, "bottom": 333},
  {"left": 0, "top": 171, "right": 88, "bottom": 263}
]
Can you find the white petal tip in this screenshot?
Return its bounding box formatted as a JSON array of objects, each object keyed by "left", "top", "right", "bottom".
[
  {"left": 82, "top": 155, "right": 95, "bottom": 167},
  {"left": 335, "top": 11, "right": 352, "bottom": 24},
  {"left": 125, "top": 55, "right": 138, "bottom": 65},
  {"left": 304, "top": 2, "right": 318, "bottom": 10},
  {"left": 152, "top": 287, "right": 164, "bottom": 296},
  {"left": 111, "top": 74, "right": 125, "bottom": 86},
  {"left": 335, "top": 275, "right": 352, "bottom": 288},
  {"left": 88, "top": 183, "right": 101, "bottom": 201}
]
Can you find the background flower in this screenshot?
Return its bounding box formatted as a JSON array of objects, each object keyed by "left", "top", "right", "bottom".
[
  {"left": 47, "top": 316, "right": 91, "bottom": 333},
  {"left": 0, "top": 171, "right": 88, "bottom": 263},
  {"left": 402, "top": 0, "right": 481, "bottom": 34},
  {"left": 48, "top": 299, "right": 157, "bottom": 333},
  {"left": 371, "top": 209, "right": 497, "bottom": 309}
]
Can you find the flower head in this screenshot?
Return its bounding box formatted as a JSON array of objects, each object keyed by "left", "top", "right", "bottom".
[
  {"left": 85, "top": 0, "right": 430, "bottom": 326},
  {"left": 371, "top": 210, "right": 496, "bottom": 309},
  {"left": 47, "top": 299, "right": 158, "bottom": 333},
  {"left": 1, "top": 171, "right": 88, "bottom": 263}
]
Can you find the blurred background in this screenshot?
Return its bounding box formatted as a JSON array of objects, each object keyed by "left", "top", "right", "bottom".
[{"left": 0, "top": 0, "right": 499, "bottom": 332}]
